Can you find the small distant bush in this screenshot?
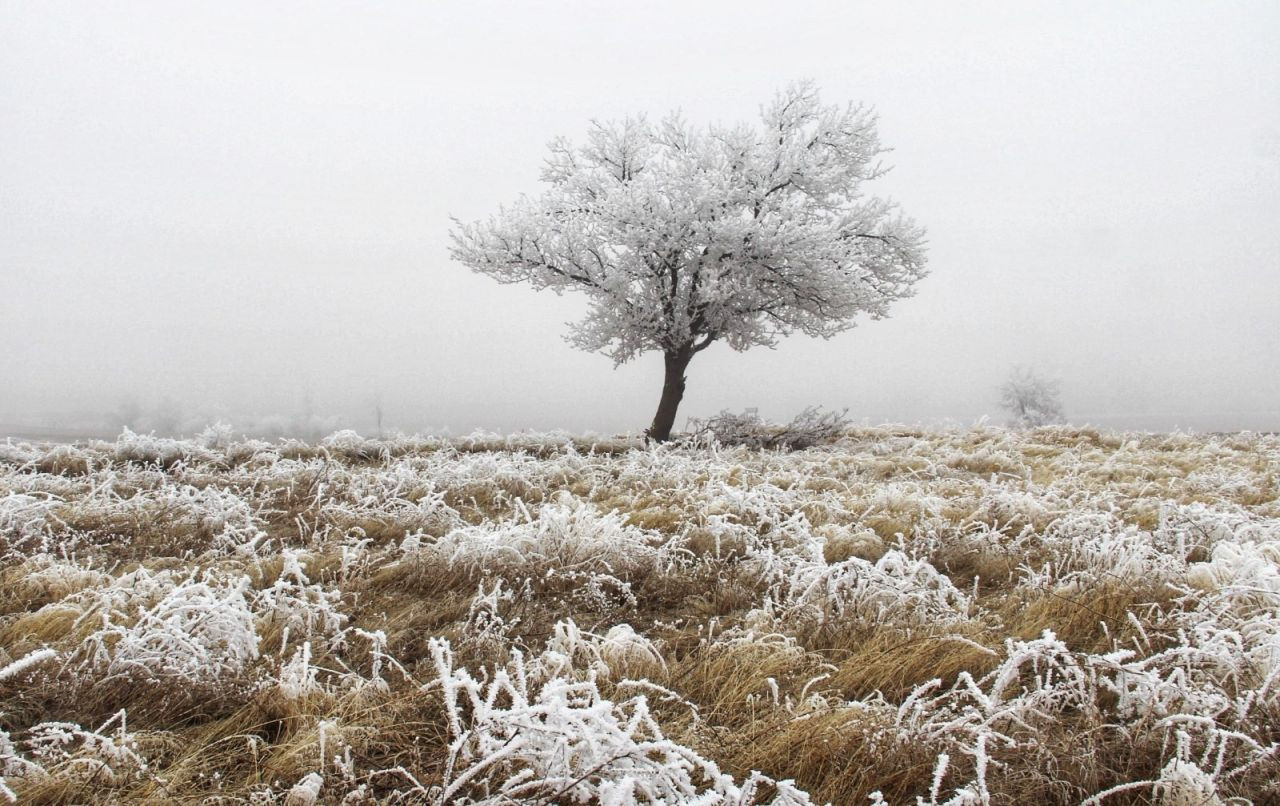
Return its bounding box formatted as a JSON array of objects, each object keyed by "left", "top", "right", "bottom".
[{"left": 688, "top": 406, "right": 849, "bottom": 450}]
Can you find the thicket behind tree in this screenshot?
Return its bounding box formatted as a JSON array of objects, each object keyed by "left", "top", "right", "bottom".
[{"left": 450, "top": 82, "right": 928, "bottom": 440}]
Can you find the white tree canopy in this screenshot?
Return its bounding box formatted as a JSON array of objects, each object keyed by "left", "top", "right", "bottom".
[{"left": 449, "top": 82, "right": 928, "bottom": 367}]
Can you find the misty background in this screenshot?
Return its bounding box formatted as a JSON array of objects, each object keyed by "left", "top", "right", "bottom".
[{"left": 3, "top": 0, "right": 1278, "bottom": 438}]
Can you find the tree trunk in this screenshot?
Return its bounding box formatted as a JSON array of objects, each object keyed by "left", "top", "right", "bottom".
[{"left": 647, "top": 349, "right": 693, "bottom": 442}]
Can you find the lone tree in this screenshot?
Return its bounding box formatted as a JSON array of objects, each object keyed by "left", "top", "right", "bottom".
[{"left": 450, "top": 82, "right": 928, "bottom": 441}]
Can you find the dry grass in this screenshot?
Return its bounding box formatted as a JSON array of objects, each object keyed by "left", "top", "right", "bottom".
[{"left": 1, "top": 425, "right": 1278, "bottom": 803}]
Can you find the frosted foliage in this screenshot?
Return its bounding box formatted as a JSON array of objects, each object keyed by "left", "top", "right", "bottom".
[
  {"left": 450, "top": 81, "right": 927, "bottom": 364},
  {"left": 870, "top": 612, "right": 1280, "bottom": 803},
  {"left": 0, "top": 732, "right": 18, "bottom": 803},
  {"left": 0, "top": 492, "right": 62, "bottom": 546},
  {"left": 255, "top": 548, "right": 348, "bottom": 641},
  {"left": 284, "top": 772, "right": 324, "bottom": 806},
  {"left": 0, "top": 649, "right": 58, "bottom": 683},
  {"left": 430, "top": 635, "right": 812, "bottom": 804},
  {"left": 113, "top": 427, "right": 214, "bottom": 466},
  {"left": 597, "top": 624, "right": 665, "bottom": 675},
  {"left": 1187, "top": 540, "right": 1280, "bottom": 602},
  {"left": 0, "top": 725, "right": 42, "bottom": 804},
  {"left": 535, "top": 620, "right": 665, "bottom": 681},
  {"left": 277, "top": 641, "right": 322, "bottom": 700},
  {"left": 690, "top": 407, "right": 850, "bottom": 451},
  {"left": 320, "top": 429, "right": 374, "bottom": 454},
  {"left": 49, "top": 479, "right": 266, "bottom": 555},
  {"left": 319, "top": 459, "right": 458, "bottom": 535},
  {"left": 1, "top": 427, "right": 1279, "bottom": 802},
  {"left": 424, "top": 496, "right": 676, "bottom": 577},
  {"left": 1, "top": 711, "right": 148, "bottom": 795},
  {"left": 769, "top": 549, "right": 970, "bottom": 627},
  {"left": 72, "top": 570, "right": 260, "bottom": 687},
  {"left": 11, "top": 557, "right": 109, "bottom": 601},
  {"left": 196, "top": 420, "right": 236, "bottom": 450}
]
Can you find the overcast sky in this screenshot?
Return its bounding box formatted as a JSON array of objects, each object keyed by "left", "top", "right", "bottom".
[{"left": 3, "top": 0, "right": 1278, "bottom": 436}]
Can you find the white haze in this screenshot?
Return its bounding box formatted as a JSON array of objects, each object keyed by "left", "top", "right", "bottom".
[{"left": 2, "top": 0, "right": 1278, "bottom": 437}]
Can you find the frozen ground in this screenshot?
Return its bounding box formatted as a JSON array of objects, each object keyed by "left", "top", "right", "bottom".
[{"left": 0, "top": 425, "right": 1277, "bottom": 804}]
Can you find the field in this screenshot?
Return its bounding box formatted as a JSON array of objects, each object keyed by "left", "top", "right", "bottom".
[{"left": 1, "top": 426, "right": 1278, "bottom": 804}]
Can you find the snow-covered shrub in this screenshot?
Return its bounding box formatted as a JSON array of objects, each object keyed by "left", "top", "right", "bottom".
[
  {"left": 113, "top": 428, "right": 212, "bottom": 467},
  {"left": 72, "top": 569, "right": 260, "bottom": 691},
  {"left": 765, "top": 548, "right": 971, "bottom": 629},
  {"left": 255, "top": 549, "right": 348, "bottom": 647},
  {"left": 422, "top": 496, "right": 679, "bottom": 579},
  {"left": 318, "top": 457, "right": 460, "bottom": 540},
  {"left": 55, "top": 480, "right": 266, "bottom": 558},
  {"left": 459, "top": 579, "right": 521, "bottom": 654},
  {"left": 428, "top": 636, "right": 813, "bottom": 804},
  {"left": 690, "top": 407, "right": 850, "bottom": 451},
  {"left": 34, "top": 444, "right": 92, "bottom": 476},
  {"left": 21, "top": 710, "right": 149, "bottom": 787},
  {"left": 320, "top": 429, "right": 386, "bottom": 462},
  {"left": 1, "top": 711, "right": 150, "bottom": 799},
  {"left": 534, "top": 620, "right": 665, "bottom": 681},
  {"left": 276, "top": 641, "right": 323, "bottom": 701},
  {"left": 196, "top": 420, "right": 236, "bottom": 450},
  {"left": 596, "top": 624, "right": 666, "bottom": 677},
  {"left": 0, "top": 492, "right": 63, "bottom": 556}
]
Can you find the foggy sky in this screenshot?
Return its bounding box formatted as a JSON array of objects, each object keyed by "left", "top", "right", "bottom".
[{"left": 3, "top": 0, "right": 1279, "bottom": 436}]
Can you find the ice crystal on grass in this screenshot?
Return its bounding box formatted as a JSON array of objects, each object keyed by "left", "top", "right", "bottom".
[
  {"left": 1, "top": 427, "right": 1277, "bottom": 802},
  {"left": 283, "top": 771, "right": 324, "bottom": 805},
  {"left": 534, "top": 620, "right": 666, "bottom": 682},
  {"left": 5, "top": 711, "right": 149, "bottom": 792},
  {"left": 0, "top": 730, "right": 22, "bottom": 803},
  {"left": 277, "top": 641, "right": 322, "bottom": 700},
  {"left": 320, "top": 429, "right": 386, "bottom": 462},
  {"left": 428, "top": 636, "right": 812, "bottom": 804},
  {"left": 319, "top": 463, "right": 459, "bottom": 541},
  {"left": 863, "top": 618, "right": 1280, "bottom": 803},
  {"left": 770, "top": 548, "right": 971, "bottom": 629},
  {"left": 688, "top": 407, "right": 850, "bottom": 451},
  {"left": 112, "top": 428, "right": 213, "bottom": 468},
  {"left": 424, "top": 496, "right": 678, "bottom": 578},
  {"left": 256, "top": 548, "right": 348, "bottom": 647},
  {"left": 72, "top": 570, "right": 259, "bottom": 690},
  {"left": 0, "top": 492, "right": 63, "bottom": 554},
  {"left": 0, "top": 648, "right": 58, "bottom": 682},
  {"left": 459, "top": 578, "right": 522, "bottom": 654}
]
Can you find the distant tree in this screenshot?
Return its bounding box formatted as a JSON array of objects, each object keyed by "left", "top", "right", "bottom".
[
  {"left": 450, "top": 81, "right": 928, "bottom": 441},
  {"left": 1000, "top": 366, "right": 1065, "bottom": 427}
]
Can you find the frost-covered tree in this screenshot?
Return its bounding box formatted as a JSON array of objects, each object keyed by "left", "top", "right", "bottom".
[
  {"left": 450, "top": 82, "right": 928, "bottom": 441},
  {"left": 1000, "top": 366, "right": 1065, "bottom": 427}
]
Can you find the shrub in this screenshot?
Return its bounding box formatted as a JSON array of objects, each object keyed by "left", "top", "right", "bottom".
[{"left": 689, "top": 407, "right": 850, "bottom": 450}]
